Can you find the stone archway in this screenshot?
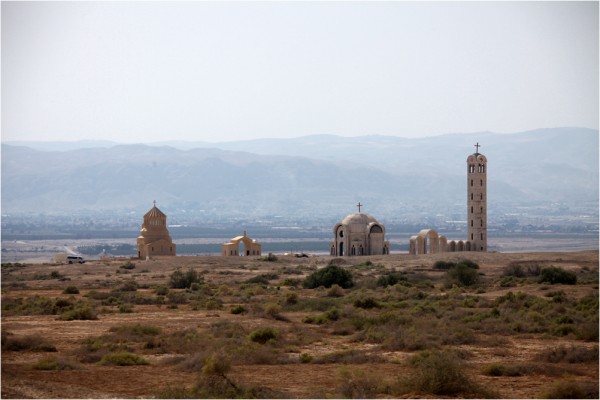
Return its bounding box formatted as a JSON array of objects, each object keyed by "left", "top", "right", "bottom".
[{"left": 418, "top": 229, "right": 440, "bottom": 254}]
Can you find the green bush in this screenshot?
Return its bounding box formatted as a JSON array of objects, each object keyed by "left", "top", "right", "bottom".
[
  {"left": 154, "top": 285, "right": 169, "bottom": 296},
  {"left": 230, "top": 305, "right": 247, "bottom": 314},
  {"left": 376, "top": 272, "right": 407, "bottom": 287},
  {"left": 120, "top": 261, "right": 136, "bottom": 270},
  {"left": 353, "top": 297, "right": 381, "bottom": 309},
  {"left": 539, "top": 266, "right": 577, "bottom": 285},
  {"left": 248, "top": 327, "right": 278, "bottom": 344},
  {"left": 62, "top": 286, "right": 80, "bottom": 294},
  {"left": 2, "top": 334, "right": 57, "bottom": 352},
  {"left": 32, "top": 356, "right": 77, "bottom": 370},
  {"left": 100, "top": 352, "right": 149, "bottom": 366},
  {"left": 433, "top": 261, "right": 456, "bottom": 270},
  {"left": 58, "top": 306, "right": 98, "bottom": 321},
  {"left": 409, "top": 350, "right": 474, "bottom": 395},
  {"left": 303, "top": 265, "right": 353, "bottom": 289},
  {"left": 446, "top": 264, "right": 479, "bottom": 287},
  {"left": 170, "top": 267, "right": 203, "bottom": 289}
]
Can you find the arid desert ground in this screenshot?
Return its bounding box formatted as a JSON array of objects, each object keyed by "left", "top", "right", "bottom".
[{"left": 2, "top": 250, "right": 598, "bottom": 398}]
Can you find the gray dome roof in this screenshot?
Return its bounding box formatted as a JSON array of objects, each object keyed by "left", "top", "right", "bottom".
[{"left": 341, "top": 213, "right": 380, "bottom": 226}]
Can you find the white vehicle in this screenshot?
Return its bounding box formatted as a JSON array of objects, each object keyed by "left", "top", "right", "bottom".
[{"left": 66, "top": 255, "right": 85, "bottom": 264}]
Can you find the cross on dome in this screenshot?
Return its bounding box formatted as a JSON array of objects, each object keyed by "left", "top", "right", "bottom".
[
  {"left": 474, "top": 142, "right": 481, "bottom": 154},
  {"left": 356, "top": 202, "right": 363, "bottom": 213}
]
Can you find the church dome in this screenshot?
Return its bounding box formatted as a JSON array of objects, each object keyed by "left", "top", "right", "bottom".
[{"left": 341, "top": 213, "right": 380, "bottom": 226}]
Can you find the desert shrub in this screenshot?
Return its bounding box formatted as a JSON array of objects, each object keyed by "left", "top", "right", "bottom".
[
  {"left": 377, "top": 272, "right": 407, "bottom": 287},
  {"left": 281, "top": 278, "right": 302, "bottom": 287},
  {"left": 154, "top": 285, "right": 169, "bottom": 296},
  {"left": 535, "top": 344, "right": 599, "bottom": 363},
  {"left": 338, "top": 368, "right": 379, "bottom": 398},
  {"left": 50, "top": 271, "right": 63, "bottom": 279},
  {"left": 408, "top": 350, "right": 476, "bottom": 396},
  {"left": 433, "top": 260, "right": 456, "bottom": 270},
  {"left": 327, "top": 284, "right": 345, "bottom": 297},
  {"left": 245, "top": 275, "right": 270, "bottom": 285},
  {"left": 459, "top": 259, "right": 479, "bottom": 269},
  {"left": 285, "top": 292, "right": 298, "bottom": 305},
  {"left": 504, "top": 261, "right": 542, "bottom": 277},
  {"left": 62, "top": 286, "right": 80, "bottom": 294},
  {"left": 482, "top": 363, "right": 524, "bottom": 376},
  {"left": 2, "top": 334, "right": 57, "bottom": 352},
  {"left": 539, "top": 266, "right": 577, "bottom": 285},
  {"left": 31, "top": 356, "right": 77, "bottom": 370},
  {"left": 170, "top": 267, "right": 203, "bottom": 289},
  {"left": 118, "top": 280, "right": 138, "bottom": 292},
  {"left": 167, "top": 290, "right": 189, "bottom": 305},
  {"left": 120, "top": 261, "right": 136, "bottom": 270},
  {"left": 248, "top": 327, "right": 278, "bottom": 344},
  {"left": 100, "top": 352, "right": 149, "bottom": 366},
  {"left": 230, "top": 305, "right": 247, "bottom": 314},
  {"left": 353, "top": 297, "right": 381, "bottom": 309},
  {"left": 58, "top": 306, "right": 98, "bottom": 321},
  {"left": 303, "top": 265, "right": 353, "bottom": 289},
  {"left": 299, "top": 353, "right": 313, "bottom": 363},
  {"left": 314, "top": 349, "right": 383, "bottom": 364},
  {"left": 2, "top": 295, "right": 56, "bottom": 316},
  {"left": 446, "top": 264, "right": 479, "bottom": 287},
  {"left": 541, "top": 380, "right": 599, "bottom": 399},
  {"left": 110, "top": 324, "right": 161, "bottom": 337}
]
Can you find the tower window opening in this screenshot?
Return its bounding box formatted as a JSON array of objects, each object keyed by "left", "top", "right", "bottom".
[
  {"left": 471, "top": 234, "right": 474, "bottom": 240},
  {"left": 480, "top": 193, "right": 483, "bottom": 200},
  {"left": 470, "top": 179, "right": 473, "bottom": 187},
  {"left": 471, "top": 220, "right": 473, "bottom": 226},
  {"left": 471, "top": 206, "right": 473, "bottom": 213},
  {"left": 480, "top": 179, "right": 483, "bottom": 186},
  {"left": 481, "top": 233, "right": 483, "bottom": 240},
  {"left": 471, "top": 193, "right": 473, "bottom": 200}
]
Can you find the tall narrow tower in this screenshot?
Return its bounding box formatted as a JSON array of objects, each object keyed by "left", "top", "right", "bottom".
[{"left": 467, "top": 143, "right": 487, "bottom": 251}]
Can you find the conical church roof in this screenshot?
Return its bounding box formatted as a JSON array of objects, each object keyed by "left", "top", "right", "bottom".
[{"left": 144, "top": 205, "right": 166, "bottom": 218}]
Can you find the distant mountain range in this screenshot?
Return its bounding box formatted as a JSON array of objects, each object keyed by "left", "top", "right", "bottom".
[{"left": 2, "top": 128, "right": 598, "bottom": 219}]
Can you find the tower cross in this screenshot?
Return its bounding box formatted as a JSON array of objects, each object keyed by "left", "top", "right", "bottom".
[
  {"left": 356, "top": 202, "right": 363, "bottom": 213},
  {"left": 474, "top": 142, "right": 481, "bottom": 153},
  {"left": 153, "top": 200, "right": 156, "bottom": 207}
]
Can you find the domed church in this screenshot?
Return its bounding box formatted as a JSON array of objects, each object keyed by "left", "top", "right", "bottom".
[
  {"left": 137, "top": 202, "right": 176, "bottom": 259},
  {"left": 330, "top": 203, "right": 390, "bottom": 256}
]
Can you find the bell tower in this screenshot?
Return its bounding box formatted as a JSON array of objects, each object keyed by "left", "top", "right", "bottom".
[{"left": 467, "top": 143, "right": 487, "bottom": 252}]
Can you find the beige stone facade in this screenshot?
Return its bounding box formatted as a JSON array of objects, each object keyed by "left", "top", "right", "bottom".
[
  {"left": 409, "top": 145, "right": 488, "bottom": 254},
  {"left": 137, "top": 204, "right": 176, "bottom": 259},
  {"left": 222, "top": 231, "right": 262, "bottom": 256},
  {"left": 330, "top": 212, "right": 390, "bottom": 256}
]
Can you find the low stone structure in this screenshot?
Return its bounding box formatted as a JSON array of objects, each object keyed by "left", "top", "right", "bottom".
[
  {"left": 330, "top": 204, "right": 390, "bottom": 256},
  {"left": 137, "top": 202, "right": 176, "bottom": 259},
  {"left": 222, "top": 231, "right": 262, "bottom": 256}
]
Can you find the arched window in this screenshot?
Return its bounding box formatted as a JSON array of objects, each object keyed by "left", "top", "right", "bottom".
[
  {"left": 480, "top": 179, "right": 483, "bottom": 186},
  {"left": 471, "top": 234, "right": 474, "bottom": 240},
  {"left": 471, "top": 220, "right": 473, "bottom": 227},
  {"left": 471, "top": 206, "right": 473, "bottom": 213},
  {"left": 471, "top": 193, "right": 473, "bottom": 200},
  {"left": 470, "top": 179, "right": 473, "bottom": 187}
]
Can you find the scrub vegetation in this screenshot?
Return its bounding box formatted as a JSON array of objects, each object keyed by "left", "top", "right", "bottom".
[{"left": 2, "top": 251, "right": 598, "bottom": 398}]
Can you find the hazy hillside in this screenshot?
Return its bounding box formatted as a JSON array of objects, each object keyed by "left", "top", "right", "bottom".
[{"left": 2, "top": 128, "right": 597, "bottom": 219}]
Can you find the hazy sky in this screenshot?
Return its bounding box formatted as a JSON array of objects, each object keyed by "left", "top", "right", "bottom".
[{"left": 2, "top": 1, "right": 598, "bottom": 143}]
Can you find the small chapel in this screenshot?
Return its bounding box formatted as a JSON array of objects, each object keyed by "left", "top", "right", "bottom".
[
  {"left": 137, "top": 202, "right": 176, "bottom": 259},
  {"left": 330, "top": 203, "right": 390, "bottom": 256},
  {"left": 221, "top": 231, "right": 262, "bottom": 256}
]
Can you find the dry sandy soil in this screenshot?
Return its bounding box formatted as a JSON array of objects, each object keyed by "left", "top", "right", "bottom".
[{"left": 2, "top": 251, "right": 598, "bottom": 398}]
